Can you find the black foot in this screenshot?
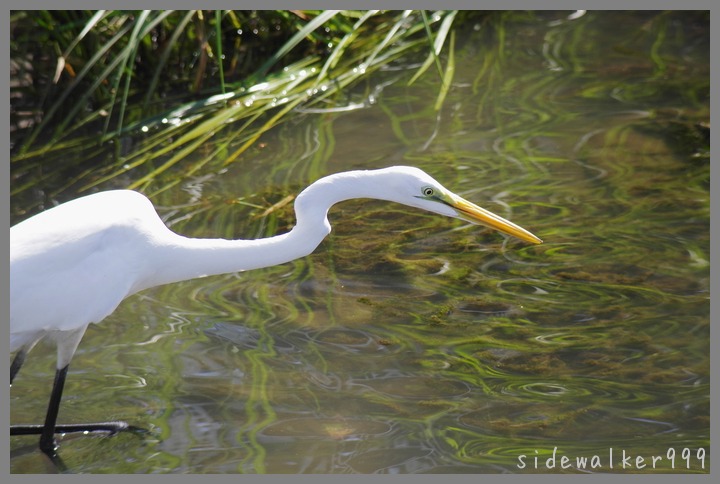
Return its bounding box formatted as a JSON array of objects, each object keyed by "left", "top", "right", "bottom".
[{"left": 11, "top": 421, "right": 134, "bottom": 436}]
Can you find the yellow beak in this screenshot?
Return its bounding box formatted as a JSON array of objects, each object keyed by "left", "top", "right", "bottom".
[{"left": 447, "top": 193, "right": 543, "bottom": 245}]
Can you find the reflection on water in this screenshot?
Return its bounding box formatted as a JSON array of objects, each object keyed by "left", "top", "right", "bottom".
[{"left": 10, "top": 11, "right": 708, "bottom": 473}]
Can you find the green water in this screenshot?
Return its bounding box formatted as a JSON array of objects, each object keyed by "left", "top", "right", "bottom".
[{"left": 10, "top": 11, "right": 709, "bottom": 473}]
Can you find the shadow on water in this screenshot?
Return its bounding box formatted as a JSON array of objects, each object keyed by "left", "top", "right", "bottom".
[{"left": 10, "top": 11, "right": 709, "bottom": 473}]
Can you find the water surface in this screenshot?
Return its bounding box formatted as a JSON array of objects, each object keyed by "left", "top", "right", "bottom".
[{"left": 10, "top": 11, "right": 709, "bottom": 473}]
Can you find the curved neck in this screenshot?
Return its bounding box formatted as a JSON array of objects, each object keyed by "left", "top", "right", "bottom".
[{"left": 135, "top": 170, "right": 387, "bottom": 293}]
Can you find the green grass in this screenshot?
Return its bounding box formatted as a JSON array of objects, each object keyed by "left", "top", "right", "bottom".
[{"left": 10, "top": 10, "right": 465, "bottom": 196}]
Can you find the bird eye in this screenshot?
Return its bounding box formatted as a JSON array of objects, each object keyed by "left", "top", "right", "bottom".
[{"left": 422, "top": 187, "right": 435, "bottom": 197}]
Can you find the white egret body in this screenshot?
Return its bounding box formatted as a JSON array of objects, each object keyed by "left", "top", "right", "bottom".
[{"left": 10, "top": 166, "right": 541, "bottom": 455}]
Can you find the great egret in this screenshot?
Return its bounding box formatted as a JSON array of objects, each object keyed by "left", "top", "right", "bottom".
[{"left": 10, "top": 166, "right": 541, "bottom": 455}]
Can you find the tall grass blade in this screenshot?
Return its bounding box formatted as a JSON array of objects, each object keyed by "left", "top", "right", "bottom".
[
  {"left": 53, "top": 10, "right": 109, "bottom": 83},
  {"left": 105, "top": 10, "right": 153, "bottom": 137},
  {"left": 144, "top": 11, "right": 196, "bottom": 109},
  {"left": 434, "top": 29, "right": 455, "bottom": 111},
  {"left": 51, "top": 11, "right": 173, "bottom": 145},
  {"left": 253, "top": 10, "right": 340, "bottom": 78},
  {"left": 408, "top": 10, "right": 457, "bottom": 86},
  {"left": 215, "top": 10, "right": 227, "bottom": 95},
  {"left": 314, "top": 10, "right": 378, "bottom": 86},
  {"left": 20, "top": 18, "right": 135, "bottom": 152}
]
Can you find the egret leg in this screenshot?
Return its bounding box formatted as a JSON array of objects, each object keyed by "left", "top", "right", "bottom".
[
  {"left": 38, "top": 364, "right": 69, "bottom": 454},
  {"left": 11, "top": 364, "right": 134, "bottom": 455},
  {"left": 10, "top": 349, "right": 27, "bottom": 384},
  {"left": 12, "top": 328, "right": 136, "bottom": 454}
]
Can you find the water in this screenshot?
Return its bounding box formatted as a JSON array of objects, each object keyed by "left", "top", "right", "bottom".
[{"left": 10, "top": 11, "right": 709, "bottom": 473}]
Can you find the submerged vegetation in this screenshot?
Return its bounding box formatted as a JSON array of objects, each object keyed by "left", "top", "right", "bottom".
[
  {"left": 11, "top": 10, "right": 467, "bottom": 201},
  {"left": 10, "top": 11, "right": 709, "bottom": 473}
]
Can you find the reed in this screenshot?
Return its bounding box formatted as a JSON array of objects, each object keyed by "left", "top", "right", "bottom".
[{"left": 11, "top": 10, "right": 466, "bottom": 195}]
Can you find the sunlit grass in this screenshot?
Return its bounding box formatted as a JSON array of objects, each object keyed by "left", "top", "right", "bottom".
[{"left": 11, "top": 10, "right": 461, "bottom": 197}]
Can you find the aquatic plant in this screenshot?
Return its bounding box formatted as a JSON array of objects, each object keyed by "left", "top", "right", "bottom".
[{"left": 11, "top": 10, "right": 464, "bottom": 198}]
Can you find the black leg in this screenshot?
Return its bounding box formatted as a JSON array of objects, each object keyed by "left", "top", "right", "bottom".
[
  {"left": 39, "top": 365, "right": 70, "bottom": 455},
  {"left": 11, "top": 363, "right": 137, "bottom": 455},
  {"left": 11, "top": 422, "right": 132, "bottom": 436},
  {"left": 10, "top": 349, "right": 27, "bottom": 385}
]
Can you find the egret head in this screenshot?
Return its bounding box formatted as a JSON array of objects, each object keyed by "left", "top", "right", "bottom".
[{"left": 375, "top": 166, "right": 542, "bottom": 245}]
